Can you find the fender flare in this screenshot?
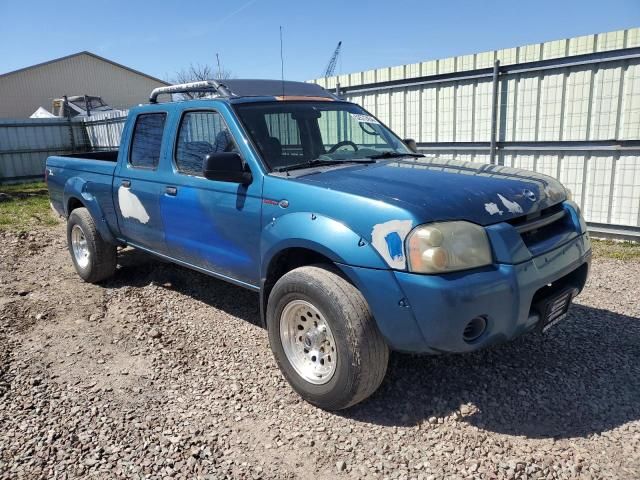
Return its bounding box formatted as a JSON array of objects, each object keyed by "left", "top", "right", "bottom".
[
  {"left": 260, "top": 212, "right": 388, "bottom": 275},
  {"left": 63, "top": 177, "right": 118, "bottom": 245},
  {"left": 258, "top": 212, "right": 390, "bottom": 325}
]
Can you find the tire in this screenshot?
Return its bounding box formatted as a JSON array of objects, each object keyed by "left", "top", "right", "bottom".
[
  {"left": 66, "top": 207, "right": 117, "bottom": 283},
  {"left": 267, "top": 264, "right": 389, "bottom": 410}
]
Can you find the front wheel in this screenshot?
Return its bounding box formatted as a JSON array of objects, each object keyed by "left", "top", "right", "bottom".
[
  {"left": 67, "top": 207, "right": 117, "bottom": 283},
  {"left": 267, "top": 265, "right": 389, "bottom": 410}
]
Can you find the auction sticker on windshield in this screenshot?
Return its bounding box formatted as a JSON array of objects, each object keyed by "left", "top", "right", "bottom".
[{"left": 350, "top": 113, "right": 379, "bottom": 124}]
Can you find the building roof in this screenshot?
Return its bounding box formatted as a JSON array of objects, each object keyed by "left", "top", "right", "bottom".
[{"left": 0, "top": 51, "right": 170, "bottom": 85}]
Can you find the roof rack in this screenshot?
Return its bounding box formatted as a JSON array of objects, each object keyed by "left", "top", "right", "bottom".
[{"left": 149, "top": 80, "right": 233, "bottom": 103}]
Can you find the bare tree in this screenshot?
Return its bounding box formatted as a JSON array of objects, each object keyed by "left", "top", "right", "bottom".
[{"left": 172, "top": 63, "right": 233, "bottom": 99}]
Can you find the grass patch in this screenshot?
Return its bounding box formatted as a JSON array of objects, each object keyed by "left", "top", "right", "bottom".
[
  {"left": 591, "top": 238, "right": 640, "bottom": 261},
  {"left": 0, "top": 182, "right": 59, "bottom": 231}
]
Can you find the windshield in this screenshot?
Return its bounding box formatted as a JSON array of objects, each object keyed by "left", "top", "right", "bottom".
[{"left": 233, "top": 101, "right": 412, "bottom": 171}]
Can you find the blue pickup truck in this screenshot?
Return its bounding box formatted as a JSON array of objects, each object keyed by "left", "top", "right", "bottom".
[{"left": 46, "top": 79, "right": 591, "bottom": 410}]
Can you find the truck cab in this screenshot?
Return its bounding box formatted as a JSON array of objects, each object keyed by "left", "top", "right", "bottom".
[{"left": 46, "top": 79, "right": 591, "bottom": 410}]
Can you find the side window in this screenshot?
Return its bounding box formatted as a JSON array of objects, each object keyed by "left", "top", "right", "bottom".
[
  {"left": 175, "top": 111, "right": 238, "bottom": 176},
  {"left": 129, "top": 113, "right": 166, "bottom": 168}
]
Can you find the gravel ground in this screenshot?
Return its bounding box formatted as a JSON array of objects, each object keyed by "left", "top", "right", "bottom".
[{"left": 0, "top": 224, "right": 638, "bottom": 479}]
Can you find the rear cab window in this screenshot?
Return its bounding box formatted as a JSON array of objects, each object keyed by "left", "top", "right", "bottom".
[{"left": 129, "top": 113, "right": 167, "bottom": 169}]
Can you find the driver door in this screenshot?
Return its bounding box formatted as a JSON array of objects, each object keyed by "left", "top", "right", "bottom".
[{"left": 160, "top": 109, "right": 262, "bottom": 287}]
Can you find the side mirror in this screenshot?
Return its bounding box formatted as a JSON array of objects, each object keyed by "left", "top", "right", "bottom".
[
  {"left": 403, "top": 138, "right": 418, "bottom": 153},
  {"left": 203, "top": 152, "right": 252, "bottom": 184}
]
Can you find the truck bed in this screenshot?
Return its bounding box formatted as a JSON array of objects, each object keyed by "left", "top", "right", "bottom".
[
  {"left": 46, "top": 150, "right": 120, "bottom": 220},
  {"left": 46, "top": 151, "right": 119, "bottom": 176},
  {"left": 60, "top": 150, "right": 119, "bottom": 162}
]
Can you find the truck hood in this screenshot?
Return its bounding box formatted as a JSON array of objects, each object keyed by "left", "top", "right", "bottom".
[{"left": 296, "top": 157, "right": 567, "bottom": 225}]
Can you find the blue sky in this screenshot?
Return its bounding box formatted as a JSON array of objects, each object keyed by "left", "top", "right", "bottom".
[{"left": 0, "top": 0, "right": 638, "bottom": 82}]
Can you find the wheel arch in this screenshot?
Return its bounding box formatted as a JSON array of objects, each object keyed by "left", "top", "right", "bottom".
[
  {"left": 259, "top": 213, "right": 389, "bottom": 327},
  {"left": 63, "top": 177, "right": 117, "bottom": 245},
  {"left": 67, "top": 196, "right": 84, "bottom": 215},
  {"left": 260, "top": 246, "right": 338, "bottom": 327}
]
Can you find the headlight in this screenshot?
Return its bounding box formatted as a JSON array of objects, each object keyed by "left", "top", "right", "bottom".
[{"left": 406, "top": 221, "right": 492, "bottom": 274}]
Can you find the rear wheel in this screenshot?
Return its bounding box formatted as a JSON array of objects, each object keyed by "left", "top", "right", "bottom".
[
  {"left": 267, "top": 264, "right": 389, "bottom": 410},
  {"left": 67, "top": 207, "right": 117, "bottom": 283}
]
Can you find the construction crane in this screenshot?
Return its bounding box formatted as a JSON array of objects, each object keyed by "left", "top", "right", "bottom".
[{"left": 322, "top": 41, "right": 342, "bottom": 78}]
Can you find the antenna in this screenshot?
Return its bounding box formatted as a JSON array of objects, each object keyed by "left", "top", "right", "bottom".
[
  {"left": 216, "top": 53, "right": 222, "bottom": 79},
  {"left": 279, "top": 26, "right": 285, "bottom": 97}
]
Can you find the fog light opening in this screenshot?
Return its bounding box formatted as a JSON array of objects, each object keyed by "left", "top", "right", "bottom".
[{"left": 463, "top": 316, "right": 487, "bottom": 343}]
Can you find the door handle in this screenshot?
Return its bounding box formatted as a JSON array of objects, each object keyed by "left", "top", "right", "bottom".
[
  {"left": 165, "top": 186, "right": 178, "bottom": 196},
  {"left": 121, "top": 179, "right": 131, "bottom": 188}
]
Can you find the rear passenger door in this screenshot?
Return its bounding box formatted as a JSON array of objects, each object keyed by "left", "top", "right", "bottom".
[{"left": 114, "top": 112, "right": 168, "bottom": 253}]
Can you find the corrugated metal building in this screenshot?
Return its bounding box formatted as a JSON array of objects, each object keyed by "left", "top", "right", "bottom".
[
  {"left": 310, "top": 28, "right": 640, "bottom": 236},
  {"left": 0, "top": 51, "right": 169, "bottom": 118}
]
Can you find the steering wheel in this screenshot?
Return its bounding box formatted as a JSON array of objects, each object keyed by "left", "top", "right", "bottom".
[{"left": 327, "top": 140, "right": 359, "bottom": 154}]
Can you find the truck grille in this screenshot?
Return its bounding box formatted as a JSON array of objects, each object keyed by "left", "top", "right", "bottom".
[{"left": 507, "top": 203, "right": 569, "bottom": 252}]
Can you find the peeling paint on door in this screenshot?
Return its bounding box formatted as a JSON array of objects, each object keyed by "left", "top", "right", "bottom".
[{"left": 118, "top": 186, "right": 150, "bottom": 224}]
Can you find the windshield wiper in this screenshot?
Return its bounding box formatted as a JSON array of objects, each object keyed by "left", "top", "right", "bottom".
[
  {"left": 275, "top": 158, "right": 375, "bottom": 173},
  {"left": 368, "top": 151, "right": 424, "bottom": 159}
]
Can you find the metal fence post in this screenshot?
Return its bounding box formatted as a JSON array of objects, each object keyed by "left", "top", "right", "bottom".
[
  {"left": 489, "top": 60, "right": 500, "bottom": 164},
  {"left": 63, "top": 95, "right": 76, "bottom": 153}
]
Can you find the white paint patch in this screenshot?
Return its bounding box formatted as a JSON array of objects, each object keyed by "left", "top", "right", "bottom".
[
  {"left": 118, "top": 186, "right": 150, "bottom": 224},
  {"left": 370, "top": 219, "right": 413, "bottom": 269},
  {"left": 497, "top": 194, "right": 523, "bottom": 214},
  {"left": 484, "top": 202, "right": 503, "bottom": 216}
]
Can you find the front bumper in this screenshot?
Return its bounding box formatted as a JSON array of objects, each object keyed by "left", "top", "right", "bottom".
[
  {"left": 395, "top": 232, "right": 591, "bottom": 353},
  {"left": 340, "top": 232, "right": 591, "bottom": 354}
]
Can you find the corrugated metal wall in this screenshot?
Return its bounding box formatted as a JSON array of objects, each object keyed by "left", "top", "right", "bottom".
[
  {"left": 311, "top": 28, "right": 640, "bottom": 234},
  {"left": 314, "top": 29, "right": 639, "bottom": 91}
]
